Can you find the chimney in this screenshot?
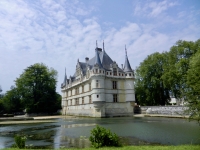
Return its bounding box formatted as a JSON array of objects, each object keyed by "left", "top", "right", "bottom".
[
  {"left": 121, "top": 64, "right": 123, "bottom": 69},
  {"left": 96, "top": 47, "right": 102, "bottom": 52},
  {"left": 85, "top": 57, "right": 89, "bottom": 63}
]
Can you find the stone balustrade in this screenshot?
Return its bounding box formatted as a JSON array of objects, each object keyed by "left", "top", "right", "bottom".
[{"left": 139, "top": 106, "right": 188, "bottom": 116}]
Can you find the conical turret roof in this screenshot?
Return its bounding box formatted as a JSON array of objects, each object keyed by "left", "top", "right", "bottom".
[{"left": 123, "top": 46, "right": 132, "bottom": 72}]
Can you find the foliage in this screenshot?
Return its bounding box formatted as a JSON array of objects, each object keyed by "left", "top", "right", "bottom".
[
  {"left": 3, "top": 145, "right": 200, "bottom": 150},
  {"left": 135, "top": 39, "right": 200, "bottom": 105},
  {"left": 186, "top": 50, "right": 200, "bottom": 124},
  {"left": 1, "top": 87, "right": 23, "bottom": 114},
  {"left": 89, "top": 125, "right": 121, "bottom": 148},
  {"left": 135, "top": 39, "right": 200, "bottom": 124},
  {"left": 161, "top": 40, "right": 200, "bottom": 105},
  {"left": 14, "top": 135, "right": 26, "bottom": 149},
  {"left": 135, "top": 52, "right": 170, "bottom": 105},
  {"left": 15, "top": 63, "right": 60, "bottom": 113}
]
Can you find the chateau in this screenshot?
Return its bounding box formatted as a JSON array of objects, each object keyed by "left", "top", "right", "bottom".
[{"left": 61, "top": 42, "right": 135, "bottom": 117}]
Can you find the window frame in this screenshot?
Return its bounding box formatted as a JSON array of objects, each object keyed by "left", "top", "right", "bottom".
[
  {"left": 113, "top": 81, "right": 117, "bottom": 89},
  {"left": 113, "top": 94, "right": 118, "bottom": 102}
]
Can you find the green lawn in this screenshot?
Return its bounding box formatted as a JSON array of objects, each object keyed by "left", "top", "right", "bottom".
[{"left": 2, "top": 145, "right": 200, "bottom": 150}]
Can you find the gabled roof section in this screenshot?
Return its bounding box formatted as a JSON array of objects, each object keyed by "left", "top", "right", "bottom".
[
  {"left": 79, "top": 62, "right": 87, "bottom": 75},
  {"left": 123, "top": 46, "right": 133, "bottom": 72},
  {"left": 100, "top": 50, "right": 113, "bottom": 70}
]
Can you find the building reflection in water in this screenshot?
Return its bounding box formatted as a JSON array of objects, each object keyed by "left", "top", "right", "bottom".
[{"left": 53, "top": 122, "right": 95, "bottom": 148}]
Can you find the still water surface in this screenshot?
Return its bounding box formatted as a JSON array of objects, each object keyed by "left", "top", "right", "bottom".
[{"left": 0, "top": 117, "right": 200, "bottom": 148}]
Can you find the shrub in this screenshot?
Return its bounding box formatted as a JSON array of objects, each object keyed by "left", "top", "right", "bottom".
[
  {"left": 89, "top": 125, "right": 121, "bottom": 148},
  {"left": 14, "top": 134, "right": 26, "bottom": 149}
]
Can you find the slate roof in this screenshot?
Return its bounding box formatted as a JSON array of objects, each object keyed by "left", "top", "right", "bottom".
[
  {"left": 123, "top": 46, "right": 132, "bottom": 72},
  {"left": 61, "top": 44, "right": 133, "bottom": 87}
]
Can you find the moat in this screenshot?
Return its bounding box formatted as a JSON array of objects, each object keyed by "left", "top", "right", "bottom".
[{"left": 0, "top": 117, "right": 200, "bottom": 148}]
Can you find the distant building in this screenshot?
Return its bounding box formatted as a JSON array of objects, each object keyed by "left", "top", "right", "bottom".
[{"left": 61, "top": 42, "right": 135, "bottom": 117}]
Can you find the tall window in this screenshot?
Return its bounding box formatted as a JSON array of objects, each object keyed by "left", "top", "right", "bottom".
[
  {"left": 89, "top": 95, "right": 92, "bottom": 103},
  {"left": 113, "top": 68, "right": 117, "bottom": 76},
  {"left": 75, "top": 98, "right": 79, "bottom": 105},
  {"left": 113, "top": 81, "right": 117, "bottom": 89},
  {"left": 89, "top": 83, "right": 91, "bottom": 91},
  {"left": 82, "top": 97, "right": 84, "bottom": 104},
  {"left": 113, "top": 94, "right": 118, "bottom": 102},
  {"left": 82, "top": 85, "right": 84, "bottom": 93},
  {"left": 96, "top": 80, "right": 99, "bottom": 88},
  {"left": 75, "top": 87, "right": 79, "bottom": 95}
]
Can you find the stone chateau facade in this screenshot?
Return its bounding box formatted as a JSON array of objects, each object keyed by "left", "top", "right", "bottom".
[{"left": 61, "top": 42, "right": 135, "bottom": 117}]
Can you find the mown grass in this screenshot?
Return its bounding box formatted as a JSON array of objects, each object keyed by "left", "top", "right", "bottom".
[{"left": 2, "top": 145, "right": 200, "bottom": 150}]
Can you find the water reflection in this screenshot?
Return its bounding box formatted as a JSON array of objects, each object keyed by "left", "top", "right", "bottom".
[{"left": 0, "top": 117, "right": 200, "bottom": 148}]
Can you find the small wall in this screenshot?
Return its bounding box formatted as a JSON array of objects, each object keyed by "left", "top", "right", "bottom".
[
  {"left": 139, "top": 106, "right": 188, "bottom": 116},
  {"left": 63, "top": 102, "right": 134, "bottom": 117},
  {"left": 105, "top": 102, "right": 133, "bottom": 117}
]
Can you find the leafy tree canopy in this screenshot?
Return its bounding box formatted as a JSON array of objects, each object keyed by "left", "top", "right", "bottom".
[
  {"left": 15, "top": 63, "right": 60, "bottom": 113},
  {"left": 1, "top": 86, "right": 22, "bottom": 114},
  {"left": 135, "top": 39, "right": 200, "bottom": 124},
  {"left": 186, "top": 50, "right": 200, "bottom": 124},
  {"left": 135, "top": 52, "right": 170, "bottom": 105}
]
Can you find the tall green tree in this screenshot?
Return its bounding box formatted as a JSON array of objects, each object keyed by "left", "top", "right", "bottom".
[
  {"left": 162, "top": 40, "right": 200, "bottom": 105},
  {"left": 186, "top": 48, "right": 200, "bottom": 124},
  {"left": 135, "top": 52, "right": 170, "bottom": 106},
  {"left": 2, "top": 86, "right": 22, "bottom": 113},
  {"left": 15, "top": 63, "right": 60, "bottom": 113}
]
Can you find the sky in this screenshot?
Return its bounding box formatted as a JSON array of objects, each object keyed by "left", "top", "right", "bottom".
[{"left": 0, "top": 0, "right": 200, "bottom": 94}]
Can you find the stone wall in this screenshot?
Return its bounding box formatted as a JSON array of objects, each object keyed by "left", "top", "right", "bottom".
[{"left": 139, "top": 106, "right": 188, "bottom": 116}]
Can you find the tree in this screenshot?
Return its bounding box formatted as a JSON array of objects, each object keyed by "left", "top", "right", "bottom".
[
  {"left": 2, "top": 86, "right": 23, "bottom": 113},
  {"left": 162, "top": 40, "right": 199, "bottom": 105},
  {"left": 135, "top": 52, "right": 170, "bottom": 106},
  {"left": 186, "top": 49, "right": 200, "bottom": 124},
  {"left": 0, "top": 85, "right": 4, "bottom": 114},
  {"left": 0, "top": 85, "right": 3, "bottom": 98},
  {"left": 15, "top": 63, "right": 60, "bottom": 113}
]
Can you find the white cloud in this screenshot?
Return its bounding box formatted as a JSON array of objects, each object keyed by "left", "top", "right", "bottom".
[
  {"left": 133, "top": 0, "right": 178, "bottom": 18},
  {"left": 0, "top": 0, "right": 199, "bottom": 94}
]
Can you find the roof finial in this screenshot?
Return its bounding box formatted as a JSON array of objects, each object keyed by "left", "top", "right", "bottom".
[
  {"left": 96, "top": 40, "right": 98, "bottom": 48},
  {"left": 103, "top": 40, "right": 105, "bottom": 51},
  {"left": 125, "top": 45, "right": 127, "bottom": 56}
]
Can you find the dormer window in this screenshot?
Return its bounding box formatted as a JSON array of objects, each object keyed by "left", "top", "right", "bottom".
[{"left": 113, "top": 68, "right": 117, "bottom": 76}]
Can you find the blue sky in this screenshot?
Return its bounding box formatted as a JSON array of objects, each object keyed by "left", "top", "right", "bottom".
[{"left": 0, "top": 0, "right": 200, "bottom": 94}]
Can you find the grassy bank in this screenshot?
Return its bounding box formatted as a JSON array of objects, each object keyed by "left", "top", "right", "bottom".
[{"left": 2, "top": 145, "right": 200, "bottom": 150}]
